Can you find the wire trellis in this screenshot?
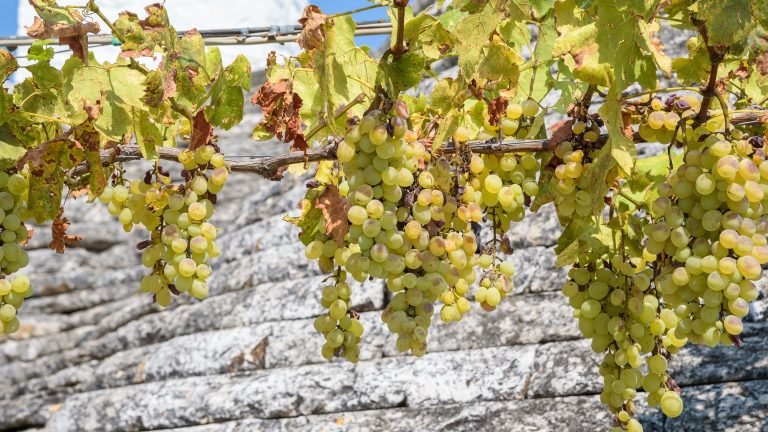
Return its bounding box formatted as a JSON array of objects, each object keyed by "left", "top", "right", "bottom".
[{"left": 0, "top": 20, "right": 393, "bottom": 50}]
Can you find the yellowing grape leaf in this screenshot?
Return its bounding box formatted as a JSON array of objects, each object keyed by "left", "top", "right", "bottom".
[
  {"left": 595, "top": 0, "right": 656, "bottom": 89},
  {"left": 553, "top": 23, "right": 614, "bottom": 87},
  {"left": 454, "top": 2, "right": 502, "bottom": 80},
  {"left": 478, "top": 39, "right": 522, "bottom": 82}
]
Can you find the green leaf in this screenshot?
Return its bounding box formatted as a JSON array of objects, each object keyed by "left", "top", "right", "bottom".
[
  {"left": 204, "top": 55, "right": 251, "bottom": 130},
  {"left": 698, "top": 0, "right": 756, "bottom": 47},
  {"left": 555, "top": 216, "right": 613, "bottom": 266},
  {"left": 454, "top": 2, "right": 502, "bottom": 80},
  {"left": 0, "top": 126, "right": 27, "bottom": 169},
  {"left": 26, "top": 140, "right": 77, "bottom": 223},
  {"left": 433, "top": 112, "right": 459, "bottom": 151},
  {"left": 379, "top": 52, "right": 425, "bottom": 95},
  {"left": 595, "top": 0, "right": 656, "bottom": 89},
  {"left": 671, "top": 37, "right": 711, "bottom": 84},
  {"left": 430, "top": 78, "right": 463, "bottom": 114},
  {"left": 478, "top": 39, "right": 522, "bottom": 82},
  {"left": 132, "top": 109, "right": 161, "bottom": 160},
  {"left": 599, "top": 85, "right": 636, "bottom": 176},
  {"left": 553, "top": 23, "right": 614, "bottom": 87},
  {"left": 27, "top": 40, "right": 55, "bottom": 62}
]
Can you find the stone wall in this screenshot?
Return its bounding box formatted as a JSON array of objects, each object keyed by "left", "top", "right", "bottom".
[{"left": 0, "top": 112, "right": 765, "bottom": 431}]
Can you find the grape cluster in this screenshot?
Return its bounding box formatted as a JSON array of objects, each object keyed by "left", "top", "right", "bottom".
[
  {"left": 562, "top": 253, "right": 683, "bottom": 431},
  {"left": 637, "top": 94, "right": 702, "bottom": 144},
  {"left": 0, "top": 171, "right": 33, "bottom": 335},
  {"left": 302, "top": 102, "right": 519, "bottom": 359},
  {"left": 100, "top": 145, "right": 228, "bottom": 306},
  {"left": 548, "top": 117, "right": 613, "bottom": 225},
  {"left": 314, "top": 275, "right": 365, "bottom": 362},
  {"left": 647, "top": 132, "right": 766, "bottom": 351}
]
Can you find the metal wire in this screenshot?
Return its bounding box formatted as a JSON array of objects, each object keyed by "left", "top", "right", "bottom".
[{"left": 0, "top": 20, "right": 393, "bottom": 49}]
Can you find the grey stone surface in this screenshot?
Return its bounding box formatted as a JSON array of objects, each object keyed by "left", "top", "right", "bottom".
[{"left": 1, "top": 19, "right": 766, "bottom": 432}]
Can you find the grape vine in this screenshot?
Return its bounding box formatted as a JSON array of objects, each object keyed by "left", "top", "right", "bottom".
[{"left": 0, "top": 0, "right": 767, "bottom": 430}]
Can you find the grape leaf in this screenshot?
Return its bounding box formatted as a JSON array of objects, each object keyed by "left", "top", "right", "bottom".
[
  {"left": 297, "top": 5, "right": 327, "bottom": 51},
  {"left": 49, "top": 207, "right": 82, "bottom": 253},
  {"left": 430, "top": 78, "right": 463, "bottom": 115},
  {"left": 133, "top": 109, "right": 161, "bottom": 160},
  {"left": 671, "top": 37, "right": 711, "bottom": 84},
  {"left": 315, "top": 185, "right": 350, "bottom": 247},
  {"left": 697, "top": 0, "right": 756, "bottom": 48},
  {"left": 21, "top": 139, "right": 79, "bottom": 222},
  {"left": 478, "top": 39, "right": 522, "bottom": 82},
  {"left": 454, "top": 2, "right": 502, "bottom": 80},
  {"left": 553, "top": 23, "right": 614, "bottom": 87},
  {"left": 0, "top": 126, "right": 27, "bottom": 169},
  {"left": 205, "top": 55, "right": 251, "bottom": 130},
  {"left": 251, "top": 79, "right": 306, "bottom": 152},
  {"left": 595, "top": 0, "right": 657, "bottom": 90},
  {"left": 599, "top": 85, "right": 636, "bottom": 176}
]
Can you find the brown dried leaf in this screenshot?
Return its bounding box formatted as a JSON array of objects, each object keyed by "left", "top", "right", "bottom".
[
  {"left": 315, "top": 185, "right": 350, "bottom": 247},
  {"left": 547, "top": 119, "right": 573, "bottom": 150},
  {"left": 251, "top": 79, "right": 307, "bottom": 152},
  {"left": 621, "top": 111, "right": 634, "bottom": 139},
  {"left": 190, "top": 110, "right": 213, "bottom": 151},
  {"left": 26, "top": 17, "right": 100, "bottom": 61},
  {"left": 297, "top": 5, "right": 328, "bottom": 50},
  {"left": 49, "top": 208, "right": 82, "bottom": 254},
  {"left": 487, "top": 96, "right": 508, "bottom": 127}
]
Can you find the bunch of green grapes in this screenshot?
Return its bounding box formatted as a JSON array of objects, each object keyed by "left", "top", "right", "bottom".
[
  {"left": 100, "top": 145, "right": 229, "bottom": 306},
  {"left": 549, "top": 117, "right": 616, "bottom": 225},
  {"left": 0, "top": 170, "right": 33, "bottom": 335},
  {"left": 646, "top": 131, "right": 766, "bottom": 352},
  {"left": 562, "top": 253, "right": 684, "bottom": 432},
  {"left": 302, "top": 103, "right": 522, "bottom": 358},
  {"left": 636, "top": 94, "right": 702, "bottom": 144},
  {"left": 314, "top": 273, "right": 364, "bottom": 362},
  {"left": 481, "top": 98, "right": 543, "bottom": 140}
]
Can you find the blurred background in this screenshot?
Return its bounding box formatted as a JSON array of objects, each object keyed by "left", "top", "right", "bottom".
[{"left": 0, "top": 2, "right": 766, "bottom": 432}]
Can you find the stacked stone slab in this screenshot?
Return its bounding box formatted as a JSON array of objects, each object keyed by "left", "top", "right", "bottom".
[{"left": 0, "top": 110, "right": 765, "bottom": 432}]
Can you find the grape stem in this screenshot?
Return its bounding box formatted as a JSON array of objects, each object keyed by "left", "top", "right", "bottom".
[
  {"left": 87, "top": 1, "right": 124, "bottom": 44},
  {"left": 392, "top": 0, "right": 408, "bottom": 58},
  {"left": 617, "top": 190, "right": 644, "bottom": 209},
  {"left": 691, "top": 15, "right": 725, "bottom": 125}
]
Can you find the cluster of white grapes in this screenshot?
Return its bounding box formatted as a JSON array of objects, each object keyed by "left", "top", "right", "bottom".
[
  {"left": 100, "top": 145, "right": 228, "bottom": 306},
  {"left": 0, "top": 171, "right": 33, "bottom": 335},
  {"left": 549, "top": 119, "right": 612, "bottom": 225},
  {"left": 303, "top": 101, "right": 519, "bottom": 359},
  {"left": 314, "top": 275, "right": 365, "bottom": 362},
  {"left": 562, "top": 253, "right": 683, "bottom": 432},
  {"left": 647, "top": 132, "right": 765, "bottom": 349}
]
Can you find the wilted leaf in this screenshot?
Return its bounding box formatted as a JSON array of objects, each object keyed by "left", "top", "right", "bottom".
[
  {"left": 315, "top": 185, "right": 350, "bottom": 247},
  {"left": 548, "top": 119, "right": 574, "bottom": 149},
  {"left": 190, "top": 110, "right": 213, "bottom": 151},
  {"left": 297, "top": 5, "right": 328, "bottom": 50},
  {"left": 251, "top": 79, "right": 307, "bottom": 152},
  {"left": 49, "top": 207, "right": 82, "bottom": 253}
]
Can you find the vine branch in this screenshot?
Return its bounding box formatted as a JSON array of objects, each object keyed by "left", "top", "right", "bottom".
[
  {"left": 392, "top": 0, "right": 408, "bottom": 58},
  {"left": 74, "top": 111, "right": 766, "bottom": 181},
  {"left": 691, "top": 16, "right": 725, "bottom": 125}
]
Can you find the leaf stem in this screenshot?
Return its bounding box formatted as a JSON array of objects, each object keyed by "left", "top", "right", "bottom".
[
  {"left": 21, "top": 111, "right": 74, "bottom": 125},
  {"left": 392, "top": 1, "right": 407, "bottom": 58},
  {"left": 617, "top": 190, "right": 644, "bottom": 209},
  {"left": 87, "top": 1, "right": 124, "bottom": 43}
]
